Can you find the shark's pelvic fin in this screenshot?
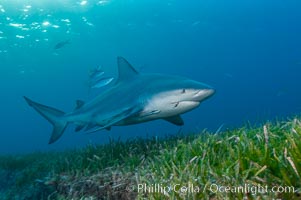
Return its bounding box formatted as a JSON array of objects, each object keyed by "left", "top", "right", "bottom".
[
  {"left": 164, "top": 115, "right": 184, "bottom": 126},
  {"left": 24, "top": 96, "right": 68, "bottom": 144},
  {"left": 116, "top": 57, "right": 139, "bottom": 83}
]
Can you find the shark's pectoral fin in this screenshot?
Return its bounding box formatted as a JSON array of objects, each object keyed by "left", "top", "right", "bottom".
[
  {"left": 86, "top": 107, "right": 142, "bottom": 134},
  {"left": 164, "top": 115, "right": 184, "bottom": 126}
]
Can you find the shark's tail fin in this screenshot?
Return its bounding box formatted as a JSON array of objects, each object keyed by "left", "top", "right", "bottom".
[{"left": 24, "top": 96, "right": 68, "bottom": 144}]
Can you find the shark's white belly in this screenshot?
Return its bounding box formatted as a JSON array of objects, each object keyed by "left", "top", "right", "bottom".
[
  {"left": 117, "top": 93, "right": 200, "bottom": 125},
  {"left": 142, "top": 96, "right": 200, "bottom": 119}
]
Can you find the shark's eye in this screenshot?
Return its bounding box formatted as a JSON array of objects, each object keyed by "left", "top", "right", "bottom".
[{"left": 182, "top": 89, "right": 186, "bottom": 93}]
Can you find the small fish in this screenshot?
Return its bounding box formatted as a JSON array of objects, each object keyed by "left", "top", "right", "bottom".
[
  {"left": 192, "top": 21, "right": 201, "bottom": 26},
  {"left": 54, "top": 39, "right": 70, "bottom": 50},
  {"left": 89, "top": 66, "right": 105, "bottom": 80},
  {"left": 91, "top": 77, "right": 114, "bottom": 88},
  {"left": 276, "top": 90, "right": 287, "bottom": 97},
  {"left": 224, "top": 73, "right": 233, "bottom": 78}
]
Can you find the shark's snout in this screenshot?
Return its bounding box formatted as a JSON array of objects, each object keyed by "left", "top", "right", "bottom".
[
  {"left": 194, "top": 88, "right": 215, "bottom": 101},
  {"left": 205, "top": 88, "right": 215, "bottom": 97}
]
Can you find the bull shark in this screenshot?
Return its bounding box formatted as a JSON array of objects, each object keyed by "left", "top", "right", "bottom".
[{"left": 24, "top": 57, "right": 215, "bottom": 144}]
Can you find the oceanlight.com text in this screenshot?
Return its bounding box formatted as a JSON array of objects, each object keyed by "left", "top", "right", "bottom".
[
  {"left": 209, "top": 183, "right": 295, "bottom": 195},
  {"left": 128, "top": 183, "right": 296, "bottom": 196}
]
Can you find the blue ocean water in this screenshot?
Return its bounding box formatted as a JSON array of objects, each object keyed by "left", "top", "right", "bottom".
[{"left": 0, "top": 0, "right": 300, "bottom": 154}]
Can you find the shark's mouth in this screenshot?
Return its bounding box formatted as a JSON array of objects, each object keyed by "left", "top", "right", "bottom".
[
  {"left": 173, "top": 100, "right": 200, "bottom": 106},
  {"left": 173, "top": 101, "right": 200, "bottom": 109}
]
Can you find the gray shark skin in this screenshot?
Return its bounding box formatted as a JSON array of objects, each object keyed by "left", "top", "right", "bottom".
[{"left": 24, "top": 57, "right": 215, "bottom": 144}]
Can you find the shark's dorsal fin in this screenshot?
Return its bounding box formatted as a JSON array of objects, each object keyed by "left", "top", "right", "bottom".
[
  {"left": 164, "top": 115, "right": 184, "bottom": 126},
  {"left": 117, "top": 57, "right": 139, "bottom": 82},
  {"left": 75, "top": 100, "right": 85, "bottom": 109}
]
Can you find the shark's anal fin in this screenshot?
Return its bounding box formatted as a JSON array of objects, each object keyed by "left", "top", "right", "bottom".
[
  {"left": 116, "top": 57, "right": 139, "bottom": 83},
  {"left": 164, "top": 115, "right": 184, "bottom": 126},
  {"left": 75, "top": 100, "right": 85, "bottom": 110}
]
